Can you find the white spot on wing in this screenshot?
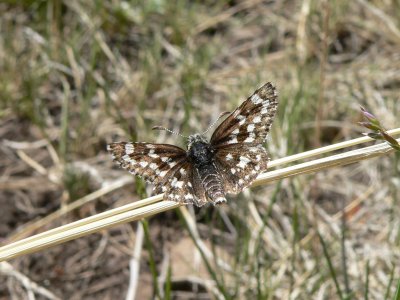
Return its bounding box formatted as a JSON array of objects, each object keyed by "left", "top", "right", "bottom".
[
  {"left": 232, "top": 128, "right": 239, "bottom": 134},
  {"left": 159, "top": 170, "right": 168, "bottom": 177},
  {"left": 184, "top": 193, "right": 194, "bottom": 200},
  {"left": 231, "top": 168, "right": 236, "bottom": 174},
  {"left": 140, "top": 161, "right": 148, "bottom": 168},
  {"left": 227, "top": 136, "right": 238, "bottom": 144},
  {"left": 244, "top": 136, "right": 255, "bottom": 143},
  {"left": 253, "top": 116, "right": 261, "bottom": 123},
  {"left": 125, "top": 144, "right": 134, "bottom": 155},
  {"left": 171, "top": 177, "right": 178, "bottom": 187},
  {"left": 175, "top": 181, "right": 184, "bottom": 188},
  {"left": 237, "top": 156, "right": 251, "bottom": 169},
  {"left": 149, "top": 163, "right": 158, "bottom": 170},
  {"left": 146, "top": 144, "right": 155, "bottom": 149},
  {"left": 226, "top": 153, "right": 233, "bottom": 161},
  {"left": 251, "top": 94, "right": 262, "bottom": 104},
  {"left": 236, "top": 114, "right": 246, "bottom": 126},
  {"left": 247, "top": 124, "right": 255, "bottom": 132},
  {"left": 261, "top": 107, "right": 268, "bottom": 115},
  {"left": 261, "top": 101, "right": 270, "bottom": 115}
]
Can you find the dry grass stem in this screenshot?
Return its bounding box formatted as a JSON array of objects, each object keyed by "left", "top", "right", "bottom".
[
  {"left": 7, "top": 176, "right": 134, "bottom": 242},
  {"left": 268, "top": 127, "right": 400, "bottom": 168},
  {"left": 0, "top": 132, "right": 398, "bottom": 262},
  {"left": 0, "top": 262, "right": 61, "bottom": 300},
  {"left": 125, "top": 223, "right": 144, "bottom": 300}
]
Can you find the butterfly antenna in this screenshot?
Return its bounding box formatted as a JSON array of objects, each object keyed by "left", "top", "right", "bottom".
[
  {"left": 152, "top": 126, "right": 187, "bottom": 138},
  {"left": 202, "top": 111, "right": 231, "bottom": 135}
]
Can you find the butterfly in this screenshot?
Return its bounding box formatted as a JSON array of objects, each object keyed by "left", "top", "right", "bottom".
[{"left": 107, "top": 82, "right": 278, "bottom": 207}]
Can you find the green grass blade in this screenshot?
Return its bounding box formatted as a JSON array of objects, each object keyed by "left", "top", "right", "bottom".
[
  {"left": 142, "top": 220, "right": 162, "bottom": 299},
  {"left": 317, "top": 230, "right": 344, "bottom": 299}
]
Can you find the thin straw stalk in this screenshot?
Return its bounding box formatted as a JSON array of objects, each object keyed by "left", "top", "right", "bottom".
[
  {"left": 0, "top": 132, "right": 399, "bottom": 262},
  {"left": 6, "top": 128, "right": 400, "bottom": 243}
]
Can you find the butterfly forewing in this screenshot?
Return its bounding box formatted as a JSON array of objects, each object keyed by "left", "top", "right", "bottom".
[
  {"left": 210, "top": 82, "right": 278, "bottom": 147},
  {"left": 209, "top": 82, "right": 278, "bottom": 195},
  {"left": 108, "top": 142, "right": 210, "bottom": 205},
  {"left": 107, "top": 142, "right": 186, "bottom": 186}
]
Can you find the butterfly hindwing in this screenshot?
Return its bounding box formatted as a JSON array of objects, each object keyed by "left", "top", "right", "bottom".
[
  {"left": 213, "top": 143, "right": 269, "bottom": 193},
  {"left": 210, "top": 82, "right": 278, "bottom": 148},
  {"left": 161, "top": 162, "right": 209, "bottom": 206}
]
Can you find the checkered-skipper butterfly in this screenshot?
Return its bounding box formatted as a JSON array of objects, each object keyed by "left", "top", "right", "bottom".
[{"left": 107, "top": 82, "right": 278, "bottom": 207}]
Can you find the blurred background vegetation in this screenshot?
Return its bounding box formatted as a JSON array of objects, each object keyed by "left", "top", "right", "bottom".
[{"left": 0, "top": 0, "right": 399, "bottom": 299}]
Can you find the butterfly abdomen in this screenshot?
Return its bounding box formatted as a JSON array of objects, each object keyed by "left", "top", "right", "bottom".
[{"left": 197, "top": 163, "right": 226, "bottom": 204}]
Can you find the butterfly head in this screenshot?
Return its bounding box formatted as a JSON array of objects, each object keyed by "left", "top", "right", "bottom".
[{"left": 187, "top": 133, "right": 208, "bottom": 150}]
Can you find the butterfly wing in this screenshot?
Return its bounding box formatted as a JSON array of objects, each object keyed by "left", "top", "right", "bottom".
[
  {"left": 161, "top": 161, "right": 209, "bottom": 206},
  {"left": 107, "top": 142, "right": 187, "bottom": 186},
  {"left": 213, "top": 144, "right": 269, "bottom": 193},
  {"left": 210, "top": 82, "right": 278, "bottom": 147},
  {"left": 210, "top": 82, "right": 278, "bottom": 193},
  {"left": 108, "top": 142, "right": 208, "bottom": 206}
]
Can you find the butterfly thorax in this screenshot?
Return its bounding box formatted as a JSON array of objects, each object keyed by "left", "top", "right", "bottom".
[{"left": 187, "top": 134, "right": 213, "bottom": 166}]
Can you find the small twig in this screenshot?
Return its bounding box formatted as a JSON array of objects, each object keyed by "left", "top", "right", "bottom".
[
  {"left": 125, "top": 223, "right": 144, "bottom": 300},
  {"left": 6, "top": 176, "right": 133, "bottom": 242},
  {"left": 157, "top": 248, "right": 170, "bottom": 299},
  {"left": 0, "top": 261, "right": 61, "bottom": 300},
  {"left": 17, "top": 150, "right": 49, "bottom": 177}
]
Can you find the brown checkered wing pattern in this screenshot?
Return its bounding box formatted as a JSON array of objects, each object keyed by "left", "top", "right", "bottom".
[
  {"left": 107, "top": 142, "right": 186, "bottom": 187},
  {"left": 108, "top": 142, "right": 209, "bottom": 205},
  {"left": 210, "top": 82, "right": 278, "bottom": 194},
  {"left": 213, "top": 143, "right": 269, "bottom": 193},
  {"left": 210, "top": 82, "right": 278, "bottom": 148},
  {"left": 160, "top": 161, "right": 209, "bottom": 206}
]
